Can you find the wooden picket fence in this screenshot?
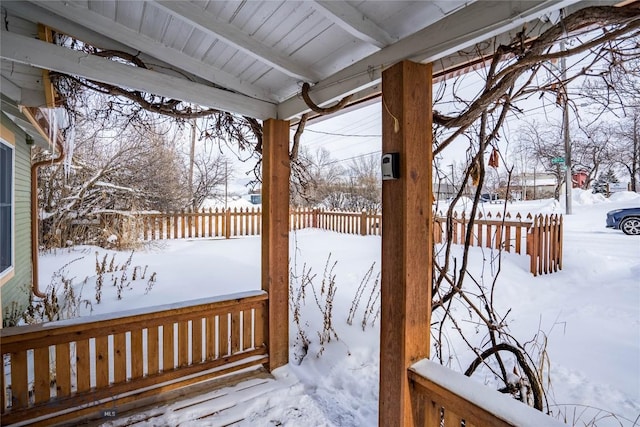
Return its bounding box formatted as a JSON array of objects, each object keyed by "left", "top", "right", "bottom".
[
  {"left": 433, "top": 211, "right": 531, "bottom": 255},
  {"left": 526, "top": 213, "right": 563, "bottom": 276},
  {"left": 101, "top": 208, "right": 561, "bottom": 276},
  {"left": 432, "top": 211, "right": 562, "bottom": 276},
  {"left": 0, "top": 291, "right": 268, "bottom": 426}
]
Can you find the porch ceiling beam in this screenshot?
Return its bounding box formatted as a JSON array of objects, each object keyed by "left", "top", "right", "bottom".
[
  {"left": 278, "top": 0, "right": 582, "bottom": 120},
  {"left": 0, "top": 76, "right": 23, "bottom": 103},
  {"left": 309, "top": 1, "right": 396, "bottom": 48},
  {"left": 0, "top": 75, "right": 46, "bottom": 107},
  {"left": 29, "top": 0, "right": 273, "bottom": 103},
  {"left": 0, "top": 31, "right": 277, "bottom": 120},
  {"left": 4, "top": 2, "right": 171, "bottom": 77},
  {"left": 153, "top": 0, "right": 319, "bottom": 82}
]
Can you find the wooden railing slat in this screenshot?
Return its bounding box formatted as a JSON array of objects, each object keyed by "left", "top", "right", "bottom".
[
  {"left": 231, "top": 311, "right": 241, "bottom": 355},
  {"left": 427, "top": 401, "right": 441, "bottom": 427},
  {"left": 163, "top": 323, "right": 175, "bottom": 372},
  {"left": 206, "top": 316, "right": 216, "bottom": 360},
  {"left": 131, "top": 329, "right": 144, "bottom": 379},
  {"left": 95, "top": 336, "right": 109, "bottom": 388},
  {"left": 243, "top": 309, "right": 252, "bottom": 351},
  {"left": 10, "top": 350, "right": 28, "bottom": 409},
  {"left": 219, "top": 313, "right": 229, "bottom": 357},
  {"left": 192, "top": 317, "right": 203, "bottom": 364},
  {"left": 113, "top": 333, "right": 127, "bottom": 383},
  {"left": 178, "top": 321, "right": 189, "bottom": 368},
  {"left": 444, "top": 407, "right": 462, "bottom": 426},
  {"left": 254, "top": 306, "right": 266, "bottom": 350},
  {"left": 148, "top": 326, "right": 160, "bottom": 376},
  {"left": 33, "top": 347, "right": 50, "bottom": 404},
  {"left": 76, "top": 340, "right": 91, "bottom": 393},
  {"left": 55, "top": 343, "right": 71, "bottom": 398}
]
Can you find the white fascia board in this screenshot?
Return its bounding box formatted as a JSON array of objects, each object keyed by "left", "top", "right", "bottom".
[
  {"left": 310, "top": 1, "right": 396, "bottom": 48},
  {"left": 277, "top": 0, "right": 581, "bottom": 120},
  {"left": 153, "top": 0, "right": 320, "bottom": 82},
  {"left": 0, "top": 97, "right": 50, "bottom": 148},
  {"left": 0, "top": 31, "right": 277, "bottom": 120},
  {"left": 30, "top": 0, "right": 274, "bottom": 103}
]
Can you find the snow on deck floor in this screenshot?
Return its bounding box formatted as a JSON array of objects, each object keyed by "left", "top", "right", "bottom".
[{"left": 92, "top": 366, "right": 332, "bottom": 427}]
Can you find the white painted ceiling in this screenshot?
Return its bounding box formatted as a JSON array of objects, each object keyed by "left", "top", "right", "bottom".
[{"left": 0, "top": 0, "right": 619, "bottom": 122}]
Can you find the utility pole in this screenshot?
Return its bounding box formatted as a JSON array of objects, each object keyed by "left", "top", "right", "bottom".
[
  {"left": 561, "top": 42, "right": 572, "bottom": 214},
  {"left": 633, "top": 114, "right": 638, "bottom": 192},
  {"left": 224, "top": 160, "right": 228, "bottom": 211},
  {"left": 189, "top": 119, "right": 196, "bottom": 210}
]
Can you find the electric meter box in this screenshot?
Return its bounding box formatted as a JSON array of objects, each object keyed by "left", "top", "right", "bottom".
[{"left": 381, "top": 153, "right": 400, "bottom": 180}]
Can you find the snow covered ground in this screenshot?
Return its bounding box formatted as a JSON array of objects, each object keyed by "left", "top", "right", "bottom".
[{"left": 38, "top": 190, "right": 640, "bottom": 426}]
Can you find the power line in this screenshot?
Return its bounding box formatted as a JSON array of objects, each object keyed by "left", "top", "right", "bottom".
[
  {"left": 323, "top": 150, "right": 381, "bottom": 166},
  {"left": 305, "top": 129, "right": 381, "bottom": 138}
]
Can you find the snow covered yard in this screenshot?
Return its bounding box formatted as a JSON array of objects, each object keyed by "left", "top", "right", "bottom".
[{"left": 36, "top": 191, "right": 640, "bottom": 426}]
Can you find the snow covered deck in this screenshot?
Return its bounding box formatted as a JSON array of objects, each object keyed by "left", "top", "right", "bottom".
[{"left": 77, "top": 366, "right": 331, "bottom": 427}]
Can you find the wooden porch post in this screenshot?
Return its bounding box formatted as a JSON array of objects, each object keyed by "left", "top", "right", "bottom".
[
  {"left": 261, "top": 118, "right": 290, "bottom": 371},
  {"left": 379, "top": 61, "right": 433, "bottom": 426}
]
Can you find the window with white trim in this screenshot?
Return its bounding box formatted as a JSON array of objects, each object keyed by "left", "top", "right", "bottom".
[{"left": 0, "top": 139, "right": 13, "bottom": 276}]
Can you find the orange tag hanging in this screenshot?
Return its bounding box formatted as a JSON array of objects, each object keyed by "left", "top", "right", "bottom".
[{"left": 488, "top": 148, "right": 499, "bottom": 168}]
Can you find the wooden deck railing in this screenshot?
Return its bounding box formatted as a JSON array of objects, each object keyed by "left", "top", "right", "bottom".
[
  {"left": 409, "top": 359, "right": 565, "bottom": 427},
  {"left": 0, "top": 291, "right": 268, "bottom": 426},
  {"left": 98, "top": 208, "right": 561, "bottom": 276}
]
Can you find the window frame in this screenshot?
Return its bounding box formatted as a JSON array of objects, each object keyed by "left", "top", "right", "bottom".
[{"left": 0, "top": 137, "right": 15, "bottom": 281}]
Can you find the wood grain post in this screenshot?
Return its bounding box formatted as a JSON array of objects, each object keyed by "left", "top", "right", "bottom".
[
  {"left": 379, "top": 61, "right": 433, "bottom": 427},
  {"left": 261, "top": 118, "right": 290, "bottom": 371}
]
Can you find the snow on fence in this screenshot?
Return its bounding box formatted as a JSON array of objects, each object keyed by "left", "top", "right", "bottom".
[
  {"left": 0, "top": 291, "right": 268, "bottom": 426},
  {"left": 98, "top": 208, "right": 561, "bottom": 276}
]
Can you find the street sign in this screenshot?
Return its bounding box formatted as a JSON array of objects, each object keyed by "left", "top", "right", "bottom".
[{"left": 551, "top": 157, "right": 565, "bottom": 164}]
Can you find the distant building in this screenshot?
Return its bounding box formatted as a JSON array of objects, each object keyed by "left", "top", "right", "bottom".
[
  {"left": 511, "top": 172, "right": 557, "bottom": 200},
  {"left": 572, "top": 171, "right": 588, "bottom": 189}
]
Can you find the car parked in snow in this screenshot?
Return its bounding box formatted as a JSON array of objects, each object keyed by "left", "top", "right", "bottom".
[
  {"left": 480, "top": 193, "right": 503, "bottom": 203},
  {"left": 606, "top": 207, "right": 640, "bottom": 235}
]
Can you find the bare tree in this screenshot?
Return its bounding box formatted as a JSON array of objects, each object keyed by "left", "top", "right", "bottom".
[
  {"left": 291, "top": 147, "right": 344, "bottom": 207},
  {"left": 297, "top": 152, "right": 381, "bottom": 211},
  {"left": 189, "top": 149, "right": 232, "bottom": 210},
  {"left": 612, "top": 109, "right": 640, "bottom": 191},
  {"left": 344, "top": 155, "right": 381, "bottom": 211},
  {"left": 514, "top": 120, "right": 566, "bottom": 199},
  {"left": 515, "top": 120, "right": 619, "bottom": 192},
  {"left": 571, "top": 123, "right": 617, "bottom": 189},
  {"left": 37, "top": 116, "right": 185, "bottom": 248}
]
